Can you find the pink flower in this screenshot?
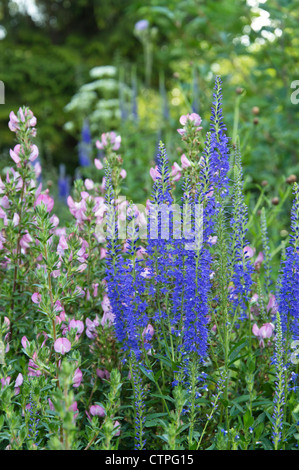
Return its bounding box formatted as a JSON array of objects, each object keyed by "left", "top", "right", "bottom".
[
  {"left": 243, "top": 246, "right": 254, "bottom": 259},
  {"left": 29, "top": 145, "right": 39, "bottom": 162},
  {"left": 252, "top": 322, "right": 274, "bottom": 348},
  {"left": 31, "top": 292, "right": 41, "bottom": 304},
  {"left": 150, "top": 166, "right": 160, "bottom": 181},
  {"left": 142, "top": 324, "right": 154, "bottom": 340},
  {"left": 12, "top": 213, "right": 20, "bottom": 227},
  {"left": 72, "top": 368, "right": 83, "bottom": 388},
  {"left": 69, "top": 319, "right": 84, "bottom": 335},
  {"left": 267, "top": 294, "right": 278, "bottom": 314},
  {"left": 14, "top": 373, "right": 23, "bottom": 394},
  {"left": 90, "top": 404, "right": 105, "bottom": 417},
  {"left": 101, "top": 310, "right": 115, "bottom": 327},
  {"left": 0, "top": 196, "right": 9, "bottom": 209},
  {"left": 20, "top": 232, "right": 33, "bottom": 249},
  {"left": 96, "top": 132, "right": 121, "bottom": 151},
  {"left": 86, "top": 317, "right": 100, "bottom": 339},
  {"left": 113, "top": 420, "right": 121, "bottom": 436},
  {"left": 34, "top": 192, "right": 54, "bottom": 213},
  {"left": 10, "top": 145, "right": 22, "bottom": 165},
  {"left": 34, "top": 162, "right": 42, "bottom": 178},
  {"left": 28, "top": 352, "right": 42, "bottom": 377},
  {"left": 85, "top": 179, "right": 94, "bottom": 190},
  {"left": 54, "top": 337, "right": 71, "bottom": 355},
  {"left": 57, "top": 235, "right": 68, "bottom": 256},
  {"left": 1, "top": 376, "right": 11, "bottom": 389},
  {"left": 181, "top": 153, "right": 192, "bottom": 169},
  {"left": 96, "top": 369, "right": 110, "bottom": 380},
  {"left": 69, "top": 401, "right": 79, "bottom": 419},
  {"left": 171, "top": 162, "right": 182, "bottom": 181},
  {"left": 208, "top": 236, "right": 217, "bottom": 245},
  {"left": 8, "top": 111, "right": 20, "bottom": 132},
  {"left": 48, "top": 398, "right": 55, "bottom": 411},
  {"left": 120, "top": 169, "right": 127, "bottom": 179},
  {"left": 21, "top": 336, "right": 29, "bottom": 349},
  {"left": 94, "top": 158, "right": 103, "bottom": 170},
  {"left": 177, "top": 113, "right": 203, "bottom": 135}
]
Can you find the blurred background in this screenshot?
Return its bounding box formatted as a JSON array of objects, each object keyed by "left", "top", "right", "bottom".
[{"left": 0, "top": 0, "right": 298, "bottom": 233}]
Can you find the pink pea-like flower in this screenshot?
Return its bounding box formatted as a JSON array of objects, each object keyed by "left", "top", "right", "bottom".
[
  {"left": 208, "top": 236, "right": 218, "bottom": 245},
  {"left": 1, "top": 376, "right": 11, "bottom": 389},
  {"left": 94, "top": 158, "right": 103, "bottom": 170},
  {"left": 12, "top": 213, "right": 20, "bottom": 227},
  {"left": 35, "top": 192, "right": 54, "bottom": 213},
  {"left": 243, "top": 246, "right": 254, "bottom": 259},
  {"left": 267, "top": 294, "right": 278, "bottom": 314},
  {"left": 252, "top": 322, "right": 274, "bottom": 348},
  {"left": 85, "top": 178, "right": 94, "bottom": 190},
  {"left": 14, "top": 373, "right": 23, "bottom": 394},
  {"left": 181, "top": 153, "right": 192, "bottom": 169},
  {"left": 21, "top": 336, "right": 29, "bottom": 349},
  {"left": 8, "top": 111, "right": 20, "bottom": 132},
  {"left": 72, "top": 368, "right": 83, "bottom": 388},
  {"left": 171, "top": 162, "right": 182, "bottom": 178},
  {"left": 96, "top": 369, "right": 110, "bottom": 380},
  {"left": 31, "top": 292, "right": 41, "bottom": 304},
  {"left": 29, "top": 144, "right": 39, "bottom": 162},
  {"left": 177, "top": 113, "right": 203, "bottom": 135},
  {"left": 20, "top": 232, "right": 33, "bottom": 250},
  {"left": 0, "top": 196, "right": 9, "bottom": 209},
  {"left": 69, "top": 319, "right": 84, "bottom": 335},
  {"left": 90, "top": 404, "right": 105, "bottom": 417},
  {"left": 57, "top": 235, "right": 68, "bottom": 256},
  {"left": 28, "top": 353, "right": 42, "bottom": 377},
  {"left": 142, "top": 324, "right": 154, "bottom": 340},
  {"left": 113, "top": 420, "right": 121, "bottom": 436},
  {"left": 54, "top": 337, "right": 71, "bottom": 355},
  {"left": 150, "top": 166, "right": 160, "bottom": 181},
  {"left": 120, "top": 169, "right": 127, "bottom": 179}
]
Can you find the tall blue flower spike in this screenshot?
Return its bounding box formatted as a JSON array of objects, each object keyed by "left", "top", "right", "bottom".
[{"left": 278, "top": 182, "right": 299, "bottom": 341}]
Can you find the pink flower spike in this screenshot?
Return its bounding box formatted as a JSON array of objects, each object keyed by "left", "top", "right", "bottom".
[{"left": 54, "top": 338, "right": 71, "bottom": 355}]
